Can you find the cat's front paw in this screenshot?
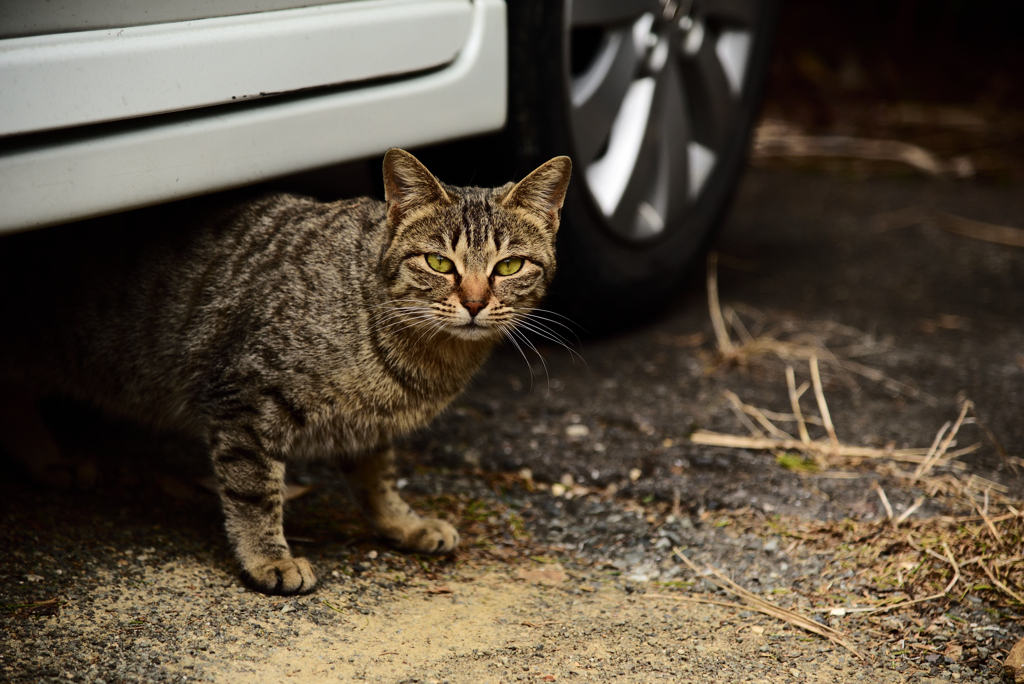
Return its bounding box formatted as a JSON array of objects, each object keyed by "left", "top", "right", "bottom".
[
  {"left": 241, "top": 557, "right": 317, "bottom": 595},
  {"left": 391, "top": 518, "right": 460, "bottom": 555}
]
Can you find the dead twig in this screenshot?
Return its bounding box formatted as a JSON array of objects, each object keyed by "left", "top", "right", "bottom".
[
  {"left": 786, "top": 365, "right": 812, "bottom": 446},
  {"left": 673, "top": 547, "right": 862, "bottom": 657},
  {"left": 893, "top": 496, "right": 926, "bottom": 526},
  {"left": 981, "top": 563, "right": 1024, "bottom": 606},
  {"left": 875, "top": 206, "right": 1024, "bottom": 249},
  {"left": 753, "top": 119, "right": 974, "bottom": 178},
  {"left": 689, "top": 430, "right": 971, "bottom": 468},
  {"left": 640, "top": 594, "right": 749, "bottom": 611},
  {"left": 909, "top": 401, "right": 971, "bottom": 486},
  {"left": 810, "top": 356, "right": 840, "bottom": 452},
  {"left": 849, "top": 541, "right": 961, "bottom": 615},
  {"left": 707, "top": 252, "right": 733, "bottom": 355},
  {"left": 873, "top": 483, "right": 894, "bottom": 522}
]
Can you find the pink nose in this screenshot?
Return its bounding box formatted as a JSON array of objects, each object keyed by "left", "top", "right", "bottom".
[{"left": 463, "top": 301, "right": 485, "bottom": 317}]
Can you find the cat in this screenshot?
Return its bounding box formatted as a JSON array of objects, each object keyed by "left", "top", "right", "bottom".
[{"left": 0, "top": 149, "right": 571, "bottom": 595}]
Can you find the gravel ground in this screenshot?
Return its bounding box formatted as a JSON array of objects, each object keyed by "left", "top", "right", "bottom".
[{"left": 2, "top": 168, "right": 1022, "bottom": 683}]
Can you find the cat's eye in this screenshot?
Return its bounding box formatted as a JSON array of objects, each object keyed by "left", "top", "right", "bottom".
[
  {"left": 494, "top": 257, "right": 524, "bottom": 276},
  {"left": 426, "top": 254, "right": 455, "bottom": 274}
]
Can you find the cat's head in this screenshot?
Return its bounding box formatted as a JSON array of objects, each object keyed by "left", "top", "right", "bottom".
[{"left": 378, "top": 149, "right": 571, "bottom": 343}]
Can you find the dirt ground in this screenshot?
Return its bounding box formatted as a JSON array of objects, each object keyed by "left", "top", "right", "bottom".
[{"left": 2, "top": 165, "right": 1022, "bottom": 684}]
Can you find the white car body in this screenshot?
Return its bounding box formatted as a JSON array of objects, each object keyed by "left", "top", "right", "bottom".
[{"left": 0, "top": 0, "right": 507, "bottom": 233}]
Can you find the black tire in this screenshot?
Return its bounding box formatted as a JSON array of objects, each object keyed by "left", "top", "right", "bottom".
[{"left": 506, "top": 0, "right": 778, "bottom": 329}]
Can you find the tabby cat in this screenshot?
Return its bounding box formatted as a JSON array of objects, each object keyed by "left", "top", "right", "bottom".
[{"left": 0, "top": 149, "right": 571, "bottom": 595}]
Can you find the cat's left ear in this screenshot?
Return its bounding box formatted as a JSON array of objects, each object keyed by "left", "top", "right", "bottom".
[
  {"left": 382, "top": 148, "right": 451, "bottom": 231},
  {"left": 502, "top": 156, "right": 572, "bottom": 234}
]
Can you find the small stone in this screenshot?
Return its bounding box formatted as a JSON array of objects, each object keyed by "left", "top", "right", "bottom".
[
  {"left": 565, "top": 425, "right": 589, "bottom": 438},
  {"left": 1004, "top": 636, "right": 1024, "bottom": 683},
  {"left": 516, "top": 564, "right": 568, "bottom": 585},
  {"left": 629, "top": 468, "right": 642, "bottom": 482}
]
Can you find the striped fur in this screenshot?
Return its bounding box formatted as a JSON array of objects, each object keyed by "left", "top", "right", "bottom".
[{"left": 0, "top": 149, "right": 571, "bottom": 595}]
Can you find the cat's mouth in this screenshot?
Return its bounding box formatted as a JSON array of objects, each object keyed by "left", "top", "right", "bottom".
[{"left": 450, "top": 319, "right": 498, "bottom": 340}]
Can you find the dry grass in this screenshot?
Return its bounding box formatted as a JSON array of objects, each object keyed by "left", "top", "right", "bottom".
[
  {"left": 675, "top": 256, "right": 1023, "bottom": 661},
  {"left": 697, "top": 253, "right": 1013, "bottom": 493},
  {"left": 669, "top": 546, "right": 863, "bottom": 656},
  {"left": 752, "top": 118, "right": 975, "bottom": 179},
  {"left": 704, "top": 253, "right": 936, "bottom": 404},
  {"left": 761, "top": 508, "right": 1024, "bottom": 616}
]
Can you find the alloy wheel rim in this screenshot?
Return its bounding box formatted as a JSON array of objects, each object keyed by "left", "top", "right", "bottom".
[{"left": 567, "top": 0, "right": 759, "bottom": 242}]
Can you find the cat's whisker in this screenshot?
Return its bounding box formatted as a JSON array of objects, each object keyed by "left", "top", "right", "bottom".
[
  {"left": 507, "top": 321, "right": 565, "bottom": 368},
  {"left": 419, "top": 318, "right": 453, "bottom": 346},
  {"left": 370, "top": 312, "right": 439, "bottom": 337},
  {"left": 368, "top": 306, "right": 431, "bottom": 322},
  {"left": 513, "top": 317, "right": 574, "bottom": 347},
  {"left": 369, "top": 311, "right": 434, "bottom": 330},
  {"left": 514, "top": 307, "right": 585, "bottom": 344},
  {"left": 510, "top": 318, "right": 587, "bottom": 367},
  {"left": 503, "top": 323, "right": 550, "bottom": 391},
  {"left": 497, "top": 322, "right": 538, "bottom": 392},
  {"left": 517, "top": 306, "right": 585, "bottom": 334}
]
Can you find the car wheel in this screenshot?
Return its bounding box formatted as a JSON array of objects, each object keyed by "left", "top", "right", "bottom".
[{"left": 507, "top": 0, "right": 778, "bottom": 328}]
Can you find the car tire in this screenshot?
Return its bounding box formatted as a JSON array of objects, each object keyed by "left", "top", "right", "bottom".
[{"left": 505, "top": 0, "right": 778, "bottom": 329}]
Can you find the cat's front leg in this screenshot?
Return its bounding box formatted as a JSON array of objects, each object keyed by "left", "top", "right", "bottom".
[
  {"left": 210, "top": 430, "right": 316, "bottom": 594},
  {"left": 343, "top": 446, "right": 459, "bottom": 554}
]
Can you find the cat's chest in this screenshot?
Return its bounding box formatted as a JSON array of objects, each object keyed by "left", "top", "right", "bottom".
[{"left": 280, "top": 387, "right": 452, "bottom": 459}]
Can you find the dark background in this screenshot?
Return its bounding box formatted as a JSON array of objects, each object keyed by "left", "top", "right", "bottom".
[{"left": 763, "top": 0, "right": 1024, "bottom": 179}]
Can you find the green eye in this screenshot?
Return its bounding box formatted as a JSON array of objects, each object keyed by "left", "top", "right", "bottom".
[
  {"left": 494, "top": 257, "right": 524, "bottom": 276},
  {"left": 426, "top": 254, "right": 455, "bottom": 274}
]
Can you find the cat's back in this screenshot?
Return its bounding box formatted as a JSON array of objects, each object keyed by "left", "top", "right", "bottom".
[{"left": 0, "top": 191, "right": 387, "bottom": 407}]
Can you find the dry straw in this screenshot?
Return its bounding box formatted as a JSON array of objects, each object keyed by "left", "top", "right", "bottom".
[{"left": 681, "top": 255, "right": 1023, "bottom": 634}]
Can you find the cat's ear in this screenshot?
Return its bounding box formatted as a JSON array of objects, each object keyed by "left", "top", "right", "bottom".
[
  {"left": 382, "top": 148, "right": 451, "bottom": 229},
  {"left": 501, "top": 156, "right": 572, "bottom": 233}
]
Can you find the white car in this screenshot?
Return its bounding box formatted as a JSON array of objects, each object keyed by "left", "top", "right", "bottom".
[{"left": 0, "top": 0, "right": 776, "bottom": 321}]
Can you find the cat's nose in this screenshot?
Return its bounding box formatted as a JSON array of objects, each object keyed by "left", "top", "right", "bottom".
[{"left": 463, "top": 301, "right": 486, "bottom": 317}]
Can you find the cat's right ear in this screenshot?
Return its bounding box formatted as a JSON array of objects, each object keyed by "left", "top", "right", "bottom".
[
  {"left": 501, "top": 156, "right": 572, "bottom": 235},
  {"left": 382, "top": 149, "right": 451, "bottom": 231}
]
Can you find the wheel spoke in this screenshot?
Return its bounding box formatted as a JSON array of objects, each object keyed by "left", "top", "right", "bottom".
[
  {"left": 571, "top": 0, "right": 660, "bottom": 27},
  {"left": 584, "top": 77, "right": 656, "bottom": 218},
  {"left": 680, "top": 24, "right": 737, "bottom": 151},
  {"left": 715, "top": 28, "right": 753, "bottom": 95},
  {"left": 608, "top": 117, "right": 661, "bottom": 237},
  {"left": 612, "top": 55, "right": 693, "bottom": 238},
  {"left": 570, "top": 28, "right": 642, "bottom": 165},
  {"left": 654, "top": 55, "right": 692, "bottom": 221},
  {"left": 702, "top": 0, "right": 759, "bottom": 27}
]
